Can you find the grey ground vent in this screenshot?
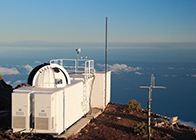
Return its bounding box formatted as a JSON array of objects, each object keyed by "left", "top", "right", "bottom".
[
  {"left": 35, "top": 117, "right": 48, "bottom": 130},
  {"left": 13, "top": 116, "right": 25, "bottom": 128}
]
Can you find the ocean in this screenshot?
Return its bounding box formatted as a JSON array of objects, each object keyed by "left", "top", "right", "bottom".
[{"left": 1, "top": 42, "right": 196, "bottom": 128}]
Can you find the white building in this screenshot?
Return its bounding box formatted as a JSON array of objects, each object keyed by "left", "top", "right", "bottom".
[{"left": 12, "top": 58, "right": 111, "bottom": 135}]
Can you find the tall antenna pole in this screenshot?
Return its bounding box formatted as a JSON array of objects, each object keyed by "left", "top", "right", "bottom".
[
  {"left": 140, "top": 74, "right": 166, "bottom": 140},
  {"left": 104, "top": 17, "right": 108, "bottom": 108}
]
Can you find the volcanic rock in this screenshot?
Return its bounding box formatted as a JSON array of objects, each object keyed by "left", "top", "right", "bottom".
[
  {"left": 0, "top": 76, "right": 13, "bottom": 110},
  {"left": 14, "top": 83, "right": 27, "bottom": 89}
]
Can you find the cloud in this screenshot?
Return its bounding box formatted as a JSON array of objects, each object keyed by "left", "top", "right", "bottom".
[
  {"left": 178, "top": 119, "right": 196, "bottom": 129},
  {"left": 34, "top": 61, "right": 41, "bottom": 64},
  {"left": 22, "top": 64, "right": 33, "bottom": 72},
  {"left": 168, "top": 67, "right": 174, "bottom": 69},
  {"left": 191, "top": 74, "right": 196, "bottom": 77},
  {"left": 6, "top": 81, "right": 11, "bottom": 84},
  {"left": 97, "top": 64, "right": 141, "bottom": 73},
  {"left": 0, "top": 67, "right": 20, "bottom": 75},
  {"left": 135, "top": 72, "right": 144, "bottom": 75},
  {"left": 179, "top": 67, "right": 184, "bottom": 70},
  {"left": 163, "top": 74, "right": 169, "bottom": 77},
  {"left": 13, "top": 80, "right": 22, "bottom": 84},
  {"left": 11, "top": 80, "right": 24, "bottom": 88}
]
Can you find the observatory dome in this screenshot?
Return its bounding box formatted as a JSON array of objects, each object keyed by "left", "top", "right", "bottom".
[{"left": 27, "top": 63, "right": 71, "bottom": 88}]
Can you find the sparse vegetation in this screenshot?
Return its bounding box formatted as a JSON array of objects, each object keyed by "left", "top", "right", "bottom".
[
  {"left": 69, "top": 134, "right": 75, "bottom": 139},
  {"left": 126, "top": 99, "right": 141, "bottom": 111},
  {"left": 134, "top": 122, "right": 154, "bottom": 135}
]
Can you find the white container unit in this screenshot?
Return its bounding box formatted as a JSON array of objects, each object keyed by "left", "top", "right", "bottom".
[
  {"left": 12, "top": 88, "right": 65, "bottom": 135},
  {"left": 12, "top": 59, "right": 111, "bottom": 135},
  {"left": 12, "top": 91, "right": 31, "bottom": 132},
  {"left": 34, "top": 92, "right": 55, "bottom": 132},
  {"left": 34, "top": 92, "right": 55, "bottom": 131}
]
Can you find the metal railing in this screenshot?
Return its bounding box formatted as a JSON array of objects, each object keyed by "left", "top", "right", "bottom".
[{"left": 50, "top": 59, "right": 95, "bottom": 80}]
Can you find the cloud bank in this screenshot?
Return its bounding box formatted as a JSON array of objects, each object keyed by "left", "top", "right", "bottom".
[
  {"left": 191, "top": 74, "right": 196, "bottom": 77},
  {"left": 0, "top": 67, "right": 20, "bottom": 75},
  {"left": 135, "top": 72, "right": 144, "bottom": 75},
  {"left": 34, "top": 61, "right": 41, "bottom": 64},
  {"left": 97, "top": 64, "right": 141, "bottom": 73},
  {"left": 178, "top": 119, "right": 196, "bottom": 129},
  {"left": 22, "top": 64, "right": 33, "bottom": 72},
  {"left": 11, "top": 80, "right": 23, "bottom": 88},
  {"left": 168, "top": 67, "right": 174, "bottom": 69}
]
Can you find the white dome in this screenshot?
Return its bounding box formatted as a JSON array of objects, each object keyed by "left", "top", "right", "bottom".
[{"left": 31, "top": 64, "right": 71, "bottom": 88}]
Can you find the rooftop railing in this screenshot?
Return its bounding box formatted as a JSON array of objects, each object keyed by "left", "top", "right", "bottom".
[{"left": 50, "top": 58, "right": 95, "bottom": 80}]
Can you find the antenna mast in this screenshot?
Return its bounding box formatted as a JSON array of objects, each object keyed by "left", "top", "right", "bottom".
[
  {"left": 140, "top": 74, "right": 166, "bottom": 140},
  {"left": 104, "top": 17, "right": 108, "bottom": 108}
]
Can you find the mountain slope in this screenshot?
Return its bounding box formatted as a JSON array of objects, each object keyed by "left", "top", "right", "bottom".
[{"left": 0, "top": 76, "right": 13, "bottom": 110}]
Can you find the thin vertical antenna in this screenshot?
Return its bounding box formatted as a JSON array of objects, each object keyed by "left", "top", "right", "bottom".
[{"left": 104, "top": 17, "right": 108, "bottom": 108}]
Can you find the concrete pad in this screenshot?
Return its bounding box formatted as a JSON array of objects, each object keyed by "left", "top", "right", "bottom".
[{"left": 57, "top": 108, "right": 102, "bottom": 138}]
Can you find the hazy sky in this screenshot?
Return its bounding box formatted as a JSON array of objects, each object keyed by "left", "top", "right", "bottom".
[{"left": 0, "top": 0, "right": 196, "bottom": 43}]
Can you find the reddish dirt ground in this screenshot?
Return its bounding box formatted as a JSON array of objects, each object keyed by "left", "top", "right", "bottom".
[
  {"left": 0, "top": 103, "right": 196, "bottom": 140},
  {"left": 72, "top": 103, "right": 196, "bottom": 140}
]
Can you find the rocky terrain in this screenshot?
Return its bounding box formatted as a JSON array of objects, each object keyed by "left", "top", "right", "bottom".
[
  {"left": 0, "top": 76, "right": 196, "bottom": 139},
  {"left": 72, "top": 103, "right": 196, "bottom": 140},
  {"left": 0, "top": 76, "right": 12, "bottom": 110}
]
